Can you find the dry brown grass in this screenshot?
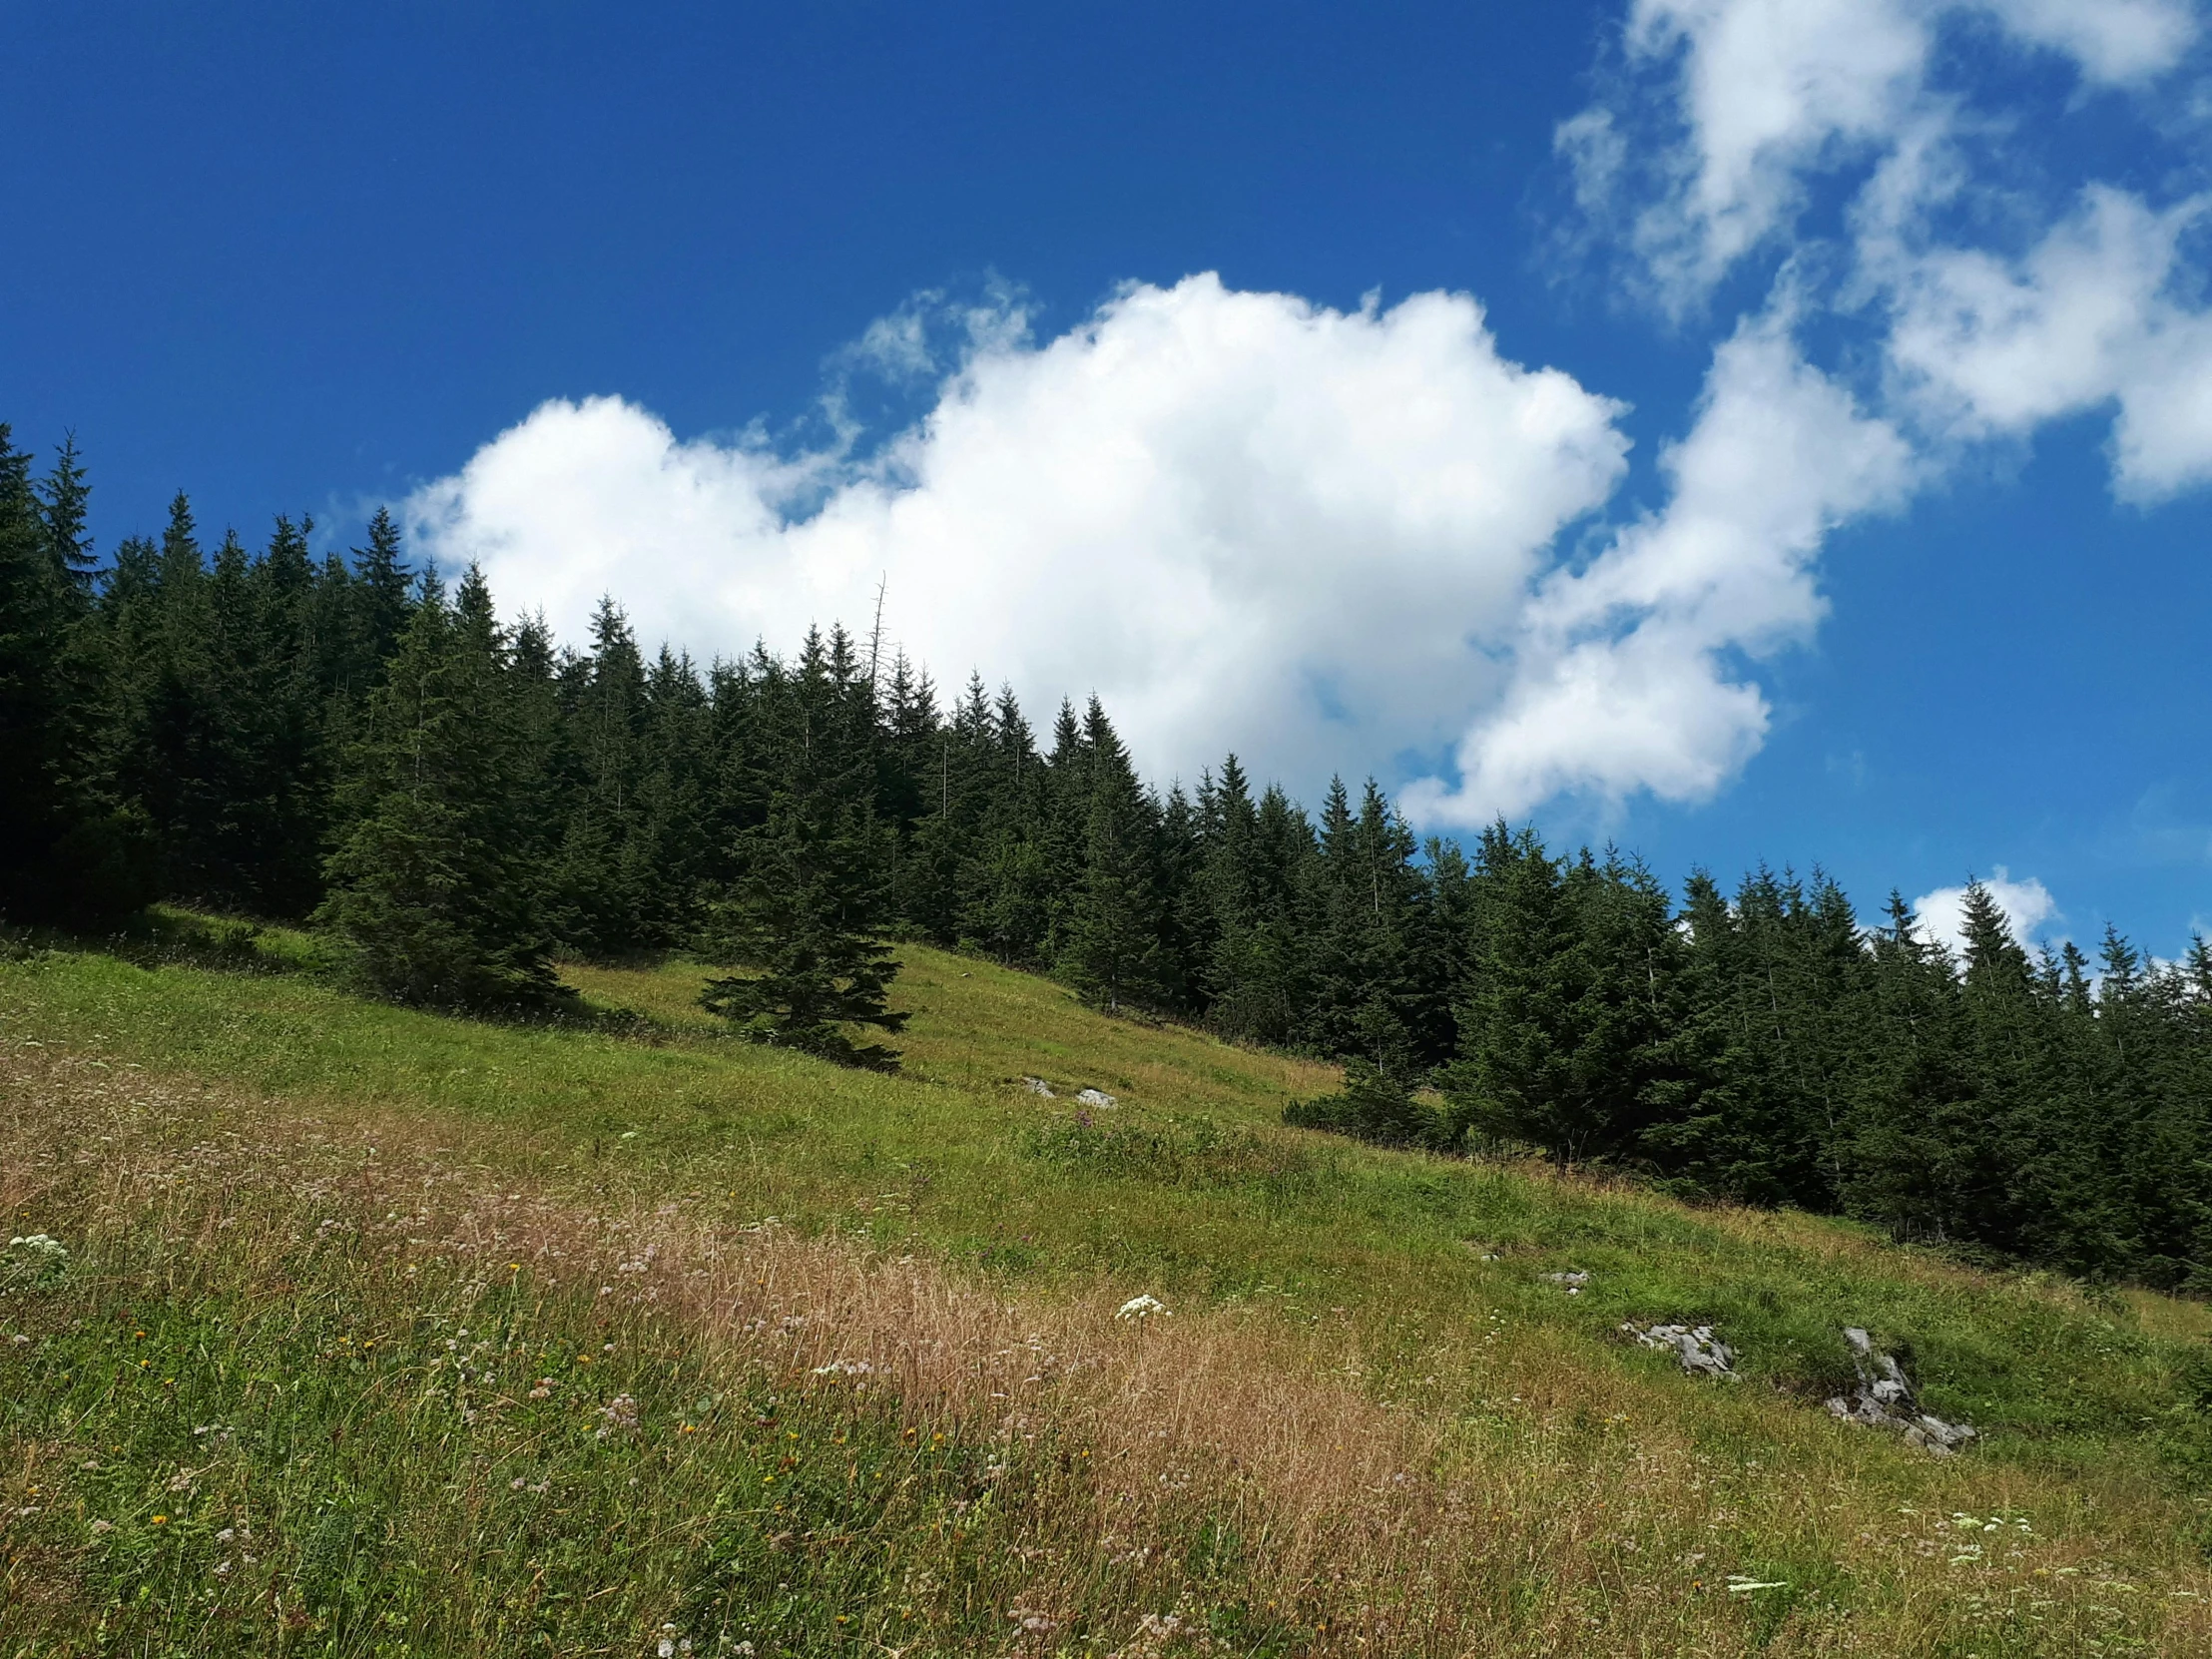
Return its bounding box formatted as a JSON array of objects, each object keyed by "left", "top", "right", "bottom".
[{"left": 6, "top": 1036, "right": 2210, "bottom": 1657}]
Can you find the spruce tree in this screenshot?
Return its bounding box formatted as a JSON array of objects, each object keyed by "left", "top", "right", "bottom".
[
  {"left": 1303, "top": 778, "right": 1445, "bottom": 1071},
  {"left": 1059, "top": 699, "right": 1165, "bottom": 1014},
  {"left": 0, "top": 425, "right": 82, "bottom": 914},
  {"left": 317, "top": 566, "right": 569, "bottom": 1012},
  {"left": 350, "top": 505, "right": 414, "bottom": 676},
  {"left": 700, "top": 627, "right": 906, "bottom": 1067},
  {"left": 1838, "top": 891, "right": 1981, "bottom": 1246},
  {"left": 1445, "top": 830, "right": 1683, "bottom": 1166},
  {"left": 0, "top": 426, "right": 150, "bottom": 921},
  {"left": 1447, "top": 826, "right": 1587, "bottom": 1161},
  {"left": 962, "top": 685, "right": 1052, "bottom": 961},
  {"left": 242, "top": 515, "right": 334, "bottom": 915},
  {"left": 699, "top": 793, "right": 909, "bottom": 1067},
  {"left": 1199, "top": 755, "right": 1308, "bottom": 1041},
  {"left": 38, "top": 434, "right": 96, "bottom": 596}
]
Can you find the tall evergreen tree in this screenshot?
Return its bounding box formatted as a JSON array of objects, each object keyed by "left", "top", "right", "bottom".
[
  {"left": 700, "top": 629, "right": 906, "bottom": 1066},
  {"left": 316, "top": 566, "right": 568, "bottom": 1012},
  {"left": 1059, "top": 699, "right": 1165, "bottom": 1014},
  {"left": 0, "top": 425, "right": 83, "bottom": 915},
  {"left": 1838, "top": 892, "right": 1982, "bottom": 1245},
  {"left": 0, "top": 427, "right": 150, "bottom": 920},
  {"left": 38, "top": 433, "right": 96, "bottom": 595},
  {"left": 350, "top": 505, "right": 414, "bottom": 676},
  {"left": 1445, "top": 830, "right": 1681, "bottom": 1166}
]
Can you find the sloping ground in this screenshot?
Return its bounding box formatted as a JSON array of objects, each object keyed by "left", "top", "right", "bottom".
[{"left": 3, "top": 929, "right": 2211, "bottom": 1656}]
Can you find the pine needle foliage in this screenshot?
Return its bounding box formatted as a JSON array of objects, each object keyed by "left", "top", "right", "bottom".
[
  {"left": 316, "top": 568, "right": 570, "bottom": 1014},
  {"left": 700, "top": 627, "right": 908, "bottom": 1069},
  {"left": 698, "top": 796, "right": 910, "bottom": 1069}
]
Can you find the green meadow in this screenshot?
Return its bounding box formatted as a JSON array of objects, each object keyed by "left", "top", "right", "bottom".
[{"left": 6, "top": 919, "right": 2212, "bottom": 1655}]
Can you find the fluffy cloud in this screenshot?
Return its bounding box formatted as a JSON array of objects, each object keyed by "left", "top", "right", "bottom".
[
  {"left": 1597, "top": 0, "right": 1936, "bottom": 300},
  {"left": 1562, "top": 0, "right": 2212, "bottom": 547},
  {"left": 1912, "top": 868, "right": 2059, "bottom": 957},
  {"left": 408, "top": 276, "right": 1632, "bottom": 798},
  {"left": 1576, "top": 0, "right": 2199, "bottom": 306},
  {"left": 410, "top": 0, "right": 2211, "bottom": 829},
  {"left": 417, "top": 276, "right": 1899, "bottom": 822},
  {"left": 1979, "top": 0, "right": 2198, "bottom": 83},
  {"left": 1885, "top": 187, "right": 2212, "bottom": 499},
  {"left": 1406, "top": 305, "right": 1913, "bottom": 823}
]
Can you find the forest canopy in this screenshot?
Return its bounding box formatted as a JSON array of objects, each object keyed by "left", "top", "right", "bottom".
[{"left": 5, "top": 422, "right": 2209, "bottom": 1287}]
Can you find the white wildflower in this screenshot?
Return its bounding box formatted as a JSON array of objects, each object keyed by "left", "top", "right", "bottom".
[
  {"left": 2, "top": 1234, "right": 68, "bottom": 1287},
  {"left": 1116, "top": 1295, "right": 1171, "bottom": 1322}
]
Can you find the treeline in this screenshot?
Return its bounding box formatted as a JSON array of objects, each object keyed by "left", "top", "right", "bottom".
[{"left": 6, "top": 424, "right": 2212, "bottom": 1286}]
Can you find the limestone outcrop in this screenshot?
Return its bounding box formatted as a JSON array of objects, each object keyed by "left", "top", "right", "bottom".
[{"left": 1826, "top": 1327, "right": 1975, "bottom": 1454}]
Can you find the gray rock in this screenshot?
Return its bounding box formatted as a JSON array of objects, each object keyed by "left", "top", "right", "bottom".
[
  {"left": 1623, "top": 1322, "right": 1737, "bottom": 1379},
  {"left": 1022, "top": 1076, "right": 1055, "bottom": 1098},
  {"left": 1075, "top": 1087, "right": 1118, "bottom": 1108},
  {"left": 1541, "top": 1270, "right": 1589, "bottom": 1287},
  {"left": 1825, "top": 1327, "right": 1975, "bottom": 1454}
]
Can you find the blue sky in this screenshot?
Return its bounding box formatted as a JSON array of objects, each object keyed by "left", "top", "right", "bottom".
[{"left": 7, "top": 1, "right": 2211, "bottom": 956}]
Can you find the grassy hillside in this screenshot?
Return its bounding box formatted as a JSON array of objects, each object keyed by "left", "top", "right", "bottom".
[{"left": 5, "top": 921, "right": 2212, "bottom": 1656}]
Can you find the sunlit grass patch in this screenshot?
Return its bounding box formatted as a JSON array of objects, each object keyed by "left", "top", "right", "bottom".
[{"left": 5, "top": 933, "right": 2212, "bottom": 1653}]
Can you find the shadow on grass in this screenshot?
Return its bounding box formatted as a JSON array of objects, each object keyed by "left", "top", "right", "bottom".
[{"left": 4, "top": 905, "right": 752, "bottom": 1047}]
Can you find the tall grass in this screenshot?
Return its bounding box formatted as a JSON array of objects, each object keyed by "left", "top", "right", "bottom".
[{"left": 3, "top": 935, "right": 2212, "bottom": 1653}]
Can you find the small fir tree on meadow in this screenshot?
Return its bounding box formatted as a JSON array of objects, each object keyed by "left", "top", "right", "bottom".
[
  {"left": 700, "top": 626, "right": 907, "bottom": 1068},
  {"left": 699, "top": 792, "right": 909, "bottom": 1068}
]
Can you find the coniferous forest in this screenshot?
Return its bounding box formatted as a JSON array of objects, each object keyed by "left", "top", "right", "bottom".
[{"left": 7, "top": 424, "right": 2211, "bottom": 1289}]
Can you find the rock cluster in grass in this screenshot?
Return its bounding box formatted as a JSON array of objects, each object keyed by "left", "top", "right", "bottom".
[
  {"left": 1827, "top": 1326, "right": 1976, "bottom": 1454},
  {"left": 1622, "top": 1322, "right": 1737, "bottom": 1379},
  {"left": 1021, "top": 1076, "right": 1119, "bottom": 1108}
]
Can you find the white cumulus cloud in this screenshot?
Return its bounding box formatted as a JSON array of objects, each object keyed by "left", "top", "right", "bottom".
[
  {"left": 1912, "top": 867, "right": 2060, "bottom": 957},
  {"left": 1604, "top": 0, "right": 1936, "bottom": 301},
  {"left": 1978, "top": 0, "right": 2199, "bottom": 84},
  {"left": 1884, "top": 187, "right": 2212, "bottom": 499},
  {"left": 1406, "top": 303, "right": 1914, "bottom": 824},
  {"left": 408, "top": 276, "right": 1635, "bottom": 800},
  {"left": 1578, "top": 0, "right": 2200, "bottom": 307},
  {"left": 407, "top": 0, "right": 2212, "bottom": 829},
  {"left": 1554, "top": 0, "right": 2212, "bottom": 643}
]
